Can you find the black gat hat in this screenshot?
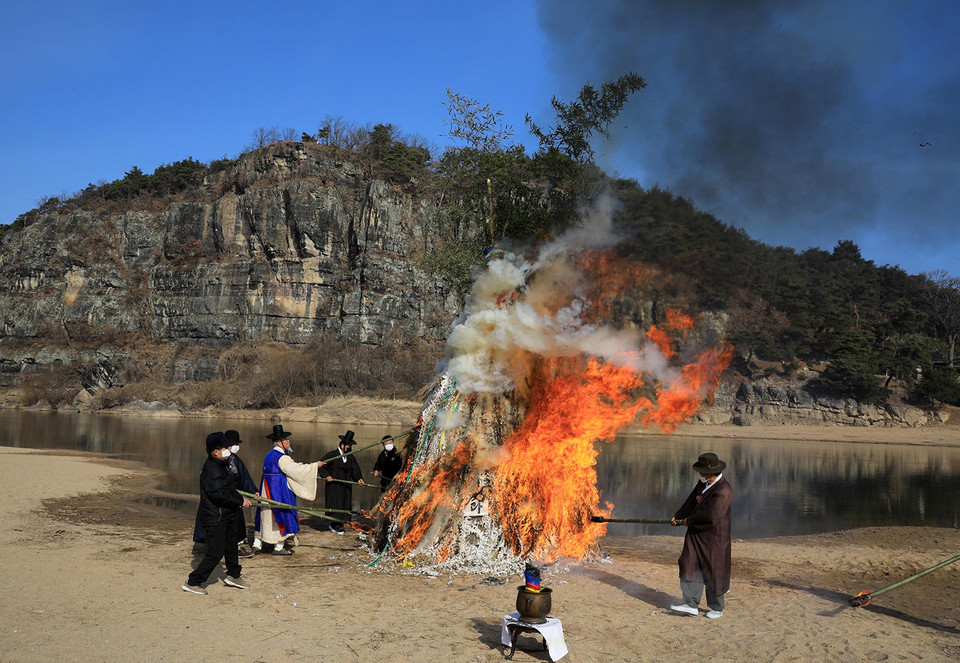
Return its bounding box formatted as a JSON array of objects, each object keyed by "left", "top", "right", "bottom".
[
  {"left": 692, "top": 452, "right": 726, "bottom": 474},
  {"left": 266, "top": 424, "right": 292, "bottom": 440}
]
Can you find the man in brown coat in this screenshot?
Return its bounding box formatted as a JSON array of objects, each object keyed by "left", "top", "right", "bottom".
[{"left": 669, "top": 452, "right": 732, "bottom": 619}]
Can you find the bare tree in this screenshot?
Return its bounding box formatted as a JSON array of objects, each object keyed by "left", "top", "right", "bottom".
[
  {"left": 246, "top": 126, "right": 278, "bottom": 151},
  {"left": 922, "top": 269, "right": 960, "bottom": 366},
  {"left": 245, "top": 126, "right": 296, "bottom": 151},
  {"left": 318, "top": 115, "right": 370, "bottom": 150}
]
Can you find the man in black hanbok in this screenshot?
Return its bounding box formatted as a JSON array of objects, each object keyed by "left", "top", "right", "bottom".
[
  {"left": 193, "top": 429, "right": 258, "bottom": 557},
  {"left": 183, "top": 432, "right": 253, "bottom": 594},
  {"left": 373, "top": 434, "right": 403, "bottom": 492},
  {"left": 319, "top": 430, "right": 364, "bottom": 534}
]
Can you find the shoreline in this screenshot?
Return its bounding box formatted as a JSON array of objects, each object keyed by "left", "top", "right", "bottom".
[{"left": 16, "top": 395, "right": 960, "bottom": 448}]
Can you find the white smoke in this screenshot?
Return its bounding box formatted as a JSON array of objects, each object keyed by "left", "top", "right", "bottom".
[{"left": 440, "top": 195, "right": 677, "bottom": 395}]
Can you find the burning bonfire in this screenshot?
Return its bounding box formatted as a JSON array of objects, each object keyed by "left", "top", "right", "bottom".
[{"left": 370, "top": 206, "right": 731, "bottom": 574}]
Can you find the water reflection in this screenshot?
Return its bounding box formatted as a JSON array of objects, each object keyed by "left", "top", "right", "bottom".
[
  {"left": 597, "top": 434, "right": 960, "bottom": 538},
  {"left": 1, "top": 410, "right": 958, "bottom": 539},
  {"left": 0, "top": 410, "right": 394, "bottom": 517}
]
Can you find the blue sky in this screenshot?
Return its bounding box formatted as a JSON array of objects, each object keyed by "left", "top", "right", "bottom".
[{"left": 2, "top": 1, "right": 958, "bottom": 277}]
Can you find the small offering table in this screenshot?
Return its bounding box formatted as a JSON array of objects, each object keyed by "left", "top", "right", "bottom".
[{"left": 500, "top": 613, "right": 567, "bottom": 662}]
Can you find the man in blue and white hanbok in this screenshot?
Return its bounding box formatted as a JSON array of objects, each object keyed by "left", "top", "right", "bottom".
[{"left": 252, "top": 424, "right": 324, "bottom": 555}]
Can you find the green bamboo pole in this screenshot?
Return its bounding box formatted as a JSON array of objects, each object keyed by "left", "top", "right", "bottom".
[
  {"left": 327, "top": 478, "right": 380, "bottom": 490},
  {"left": 848, "top": 552, "right": 960, "bottom": 607},
  {"left": 598, "top": 518, "right": 674, "bottom": 524},
  {"left": 238, "top": 490, "right": 352, "bottom": 517},
  {"left": 248, "top": 503, "right": 346, "bottom": 524},
  {"left": 247, "top": 501, "right": 345, "bottom": 514}
]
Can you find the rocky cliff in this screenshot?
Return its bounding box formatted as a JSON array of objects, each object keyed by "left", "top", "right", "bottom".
[
  {"left": 0, "top": 143, "right": 466, "bottom": 383},
  {"left": 696, "top": 378, "right": 940, "bottom": 428}
]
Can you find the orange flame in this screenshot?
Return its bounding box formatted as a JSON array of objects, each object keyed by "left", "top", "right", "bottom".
[
  {"left": 576, "top": 251, "right": 653, "bottom": 322},
  {"left": 390, "top": 440, "right": 476, "bottom": 555},
  {"left": 490, "top": 313, "right": 730, "bottom": 561},
  {"left": 491, "top": 356, "right": 652, "bottom": 561},
  {"left": 850, "top": 590, "right": 872, "bottom": 607},
  {"left": 642, "top": 344, "right": 732, "bottom": 434}
]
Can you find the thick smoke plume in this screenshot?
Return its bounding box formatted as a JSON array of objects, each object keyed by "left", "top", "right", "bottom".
[
  {"left": 441, "top": 195, "right": 672, "bottom": 396},
  {"left": 534, "top": 0, "right": 960, "bottom": 274}
]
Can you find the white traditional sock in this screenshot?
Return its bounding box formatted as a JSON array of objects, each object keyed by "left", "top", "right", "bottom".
[
  {"left": 274, "top": 543, "right": 285, "bottom": 551},
  {"left": 252, "top": 538, "right": 262, "bottom": 550}
]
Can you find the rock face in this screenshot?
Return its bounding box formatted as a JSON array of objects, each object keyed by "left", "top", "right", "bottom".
[
  {"left": 0, "top": 143, "right": 466, "bottom": 369},
  {"left": 697, "top": 379, "right": 936, "bottom": 428}
]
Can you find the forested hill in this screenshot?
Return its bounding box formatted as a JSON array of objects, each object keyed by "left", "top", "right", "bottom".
[
  {"left": 1, "top": 93, "right": 959, "bottom": 413},
  {"left": 609, "top": 179, "right": 950, "bottom": 406}
]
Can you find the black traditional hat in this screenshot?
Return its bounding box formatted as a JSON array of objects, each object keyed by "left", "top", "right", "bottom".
[
  {"left": 692, "top": 452, "right": 726, "bottom": 474},
  {"left": 338, "top": 430, "right": 356, "bottom": 445},
  {"left": 206, "top": 431, "right": 229, "bottom": 454},
  {"left": 225, "top": 430, "right": 243, "bottom": 444},
  {"left": 266, "top": 424, "right": 292, "bottom": 440}
]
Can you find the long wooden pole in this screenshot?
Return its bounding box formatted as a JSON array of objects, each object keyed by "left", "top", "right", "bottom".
[{"left": 591, "top": 516, "right": 674, "bottom": 524}]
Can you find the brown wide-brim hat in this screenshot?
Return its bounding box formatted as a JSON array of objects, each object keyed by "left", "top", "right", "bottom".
[
  {"left": 266, "top": 424, "right": 292, "bottom": 440},
  {"left": 692, "top": 452, "right": 726, "bottom": 474}
]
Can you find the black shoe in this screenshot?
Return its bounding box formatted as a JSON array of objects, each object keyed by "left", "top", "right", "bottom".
[{"left": 271, "top": 548, "right": 293, "bottom": 556}]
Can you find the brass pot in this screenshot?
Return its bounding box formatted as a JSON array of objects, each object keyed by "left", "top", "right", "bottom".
[{"left": 516, "top": 586, "right": 552, "bottom": 623}]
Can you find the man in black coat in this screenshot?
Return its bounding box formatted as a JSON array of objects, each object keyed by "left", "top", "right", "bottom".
[
  {"left": 182, "top": 432, "right": 253, "bottom": 595},
  {"left": 372, "top": 434, "right": 403, "bottom": 492},
  {"left": 319, "top": 430, "right": 364, "bottom": 534},
  {"left": 669, "top": 452, "right": 733, "bottom": 619},
  {"left": 192, "top": 429, "right": 258, "bottom": 557}
]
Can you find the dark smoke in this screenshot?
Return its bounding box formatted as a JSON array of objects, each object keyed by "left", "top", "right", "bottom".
[{"left": 534, "top": 0, "right": 960, "bottom": 273}]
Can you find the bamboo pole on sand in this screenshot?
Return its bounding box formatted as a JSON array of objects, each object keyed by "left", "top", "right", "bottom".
[{"left": 849, "top": 552, "right": 960, "bottom": 607}]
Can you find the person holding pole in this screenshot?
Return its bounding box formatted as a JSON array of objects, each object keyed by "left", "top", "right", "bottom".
[
  {"left": 252, "top": 424, "right": 324, "bottom": 555},
  {"left": 182, "top": 432, "right": 253, "bottom": 595},
  {"left": 193, "top": 429, "right": 258, "bottom": 558},
  {"left": 373, "top": 434, "right": 403, "bottom": 492},
  {"left": 669, "top": 452, "right": 733, "bottom": 619},
  {"left": 319, "top": 430, "right": 364, "bottom": 534}
]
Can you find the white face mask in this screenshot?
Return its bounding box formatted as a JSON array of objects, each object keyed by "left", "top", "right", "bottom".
[
  {"left": 220, "top": 449, "right": 232, "bottom": 459},
  {"left": 698, "top": 475, "right": 708, "bottom": 484},
  {"left": 230, "top": 445, "right": 240, "bottom": 454},
  {"left": 384, "top": 443, "right": 395, "bottom": 451}
]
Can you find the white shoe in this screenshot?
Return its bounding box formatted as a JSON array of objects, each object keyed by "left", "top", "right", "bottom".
[
  {"left": 223, "top": 575, "right": 249, "bottom": 590},
  {"left": 670, "top": 604, "right": 699, "bottom": 615},
  {"left": 705, "top": 610, "right": 723, "bottom": 619}
]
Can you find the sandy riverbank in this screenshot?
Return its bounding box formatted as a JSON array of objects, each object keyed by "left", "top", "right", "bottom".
[{"left": 1, "top": 443, "right": 958, "bottom": 663}]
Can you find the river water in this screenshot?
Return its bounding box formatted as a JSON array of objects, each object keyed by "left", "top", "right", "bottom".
[{"left": 1, "top": 409, "right": 957, "bottom": 540}]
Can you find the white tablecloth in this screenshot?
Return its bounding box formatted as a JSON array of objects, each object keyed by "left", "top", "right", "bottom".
[{"left": 501, "top": 613, "right": 568, "bottom": 661}]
